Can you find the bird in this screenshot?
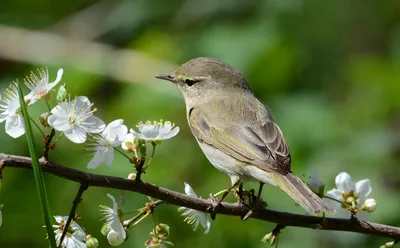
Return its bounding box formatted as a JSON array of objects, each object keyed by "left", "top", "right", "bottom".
[{"left": 155, "top": 57, "right": 333, "bottom": 218}]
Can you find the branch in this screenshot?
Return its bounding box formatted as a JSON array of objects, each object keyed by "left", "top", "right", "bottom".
[
  {"left": 1, "top": 153, "right": 399, "bottom": 240},
  {"left": 59, "top": 183, "right": 88, "bottom": 247}
]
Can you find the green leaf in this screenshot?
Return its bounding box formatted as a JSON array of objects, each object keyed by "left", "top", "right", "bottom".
[{"left": 17, "top": 82, "right": 57, "bottom": 247}]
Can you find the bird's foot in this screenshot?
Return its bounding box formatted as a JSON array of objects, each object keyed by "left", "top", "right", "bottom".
[
  {"left": 242, "top": 196, "right": 268, "bottom": 221},
  {"left": 207, "top": 193, "right": 221, "bottom": 220}
]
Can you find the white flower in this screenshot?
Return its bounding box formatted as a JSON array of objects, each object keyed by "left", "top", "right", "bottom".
[
  {"left": 87, "top": 119, "right": 128, "bottom": 169},
  {"left": 48, "top": 96, "right": 105, "bottom": 143},
  {"left": 100, "top": 194, "right": 126, "bottom": 246},
  {"left": 53, "top": 216, "right": 86, "bottom": 248},
  {"left": 0, "top": 204, "right": 3, "bottom": 227},
  {"left": 130, "top": 120, "right": 179, "bottom": 141},
  {"left": 363, "top": 198, "right": 377, "bottom": 212},
  {"left": 178, "top": 182, "right": 210, "bottom": 234},
  {"left": 308, "top": 168, "right": 325, "bottom": 197},
  {"left": 0, "top": 83, "right": 25, "bottom": 138},
  {"left": 121, "top": 133, "right": 136, "bottom": 152},
  {"left": 324, "top": 172, "right": 372, "bottom": 219},
  {"left": 24, "top": 68, "right": 63, "bottom": 104}
]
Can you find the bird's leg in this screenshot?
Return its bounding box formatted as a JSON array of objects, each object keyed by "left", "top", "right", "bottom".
[
  {"left": 243, "top": 182, "right": 265, "bottom": 221},
  {"left": 209, "top": 181, "right": 239, "bottom": 220},
  {"left": 234, "top": 183, "right": 245, "bottom": 204}
]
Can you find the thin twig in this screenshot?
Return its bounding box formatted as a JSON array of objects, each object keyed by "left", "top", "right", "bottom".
[
  {"left": 58, "top": 184, "right": 88, "bottom": 247},
  {"left": 1, "top": 153, "right": 400, "bottom": 240},
  {"left": 43, "top": 129, "right": 56, "bottom": 160}
]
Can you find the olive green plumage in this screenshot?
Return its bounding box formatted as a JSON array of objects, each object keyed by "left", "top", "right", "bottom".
[{"left": 156, "top": 57, "right": 333, "bottom": 214}]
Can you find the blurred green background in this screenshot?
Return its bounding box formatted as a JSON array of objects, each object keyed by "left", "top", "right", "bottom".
[{"left": 0, "top": 0, "right": 399, "bottom": 247}]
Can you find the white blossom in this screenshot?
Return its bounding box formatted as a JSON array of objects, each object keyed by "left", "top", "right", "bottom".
[
  {"left": 363, "top": 198, "right": 377, "bottom": 212},
  {"left": 53, "top": 216, "right": 86, "bottom": 248},
  {"left": 24, "top": 68, "right": 63, "bottom": 104},
  {"left": 0, "top": 83, "right": 25, "bottom": 138},
  {"left": 121, "top": 133, "right": 136, "bottom": 152},
  {"left": 308, "top": 168, "right": 325, "bottom": 197},
  {"left": 47, "top": 96, "right": 105, "bottom": 143},
  {"left": 100, "top": 194, "right": 126, "bottom": 246},
  {"left": 178, "top": 182, "right": 210, "bottom": 234},
  {"left": 130, "top": 120, "right": 179, "bottom": 142},
  {"left": 87, "top": 119, "right": 128, "bottom": 169},
  {"left": 107, "top": 229, "right": 124, "bottom": 246},
  {"left": 324, "top": 172, "right": 372, "bottom": 219}
]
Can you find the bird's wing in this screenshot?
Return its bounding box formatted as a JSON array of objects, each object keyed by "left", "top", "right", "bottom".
[{"left": 188, "top": 97, "right": 291, "bottom": 174}]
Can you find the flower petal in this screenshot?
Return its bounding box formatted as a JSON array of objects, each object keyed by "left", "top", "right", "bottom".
[
  {"left": 159, "top": 127, "right": 180, "bottom": 140},
  {"left": 197, "top": 212, "right": 211, "bottom": 234},
  {"left": 104, "top": 147, "right": 114, "bottom": 166},
  {"left": 325, "top": 188, "right": 342, "bottom": 201},
  {"left": 335, "top": 172, "right": 355, "bottom": 192},
  {"left": 5, "top": 115, "right": 25, "bottom": 138},
  {"left": 52, "top": 68, "right": 64, "bottom": 85},
  {"left": 50, "top": 102, "right": 68, "bottom": 116},
  {"left": 47, "top": 115, "right": 72, "bottom": 131},
  {"left": 81, "top": 116, "right": 105, "bottom": 133},
  {"left": 88, "top": 148, "right": 107, "bottom": 169},
  {"left": 64, "top": 127, "right": 87, "bottom": 144},
  {"left": 106, "top": 194, "right": 126, "bottom": 240},
  {"left": 355, "top": 179, "right": 372, "bottom": 199},
  {"left": 184, "top": 182, "right": 198, "bottom": 197}
]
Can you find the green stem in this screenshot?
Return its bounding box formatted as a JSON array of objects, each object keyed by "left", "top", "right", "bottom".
[
  {"left": 45, "top": 99, "right": 52, "bottom": 112},
  {"left": 146, "top": 143, "right": 157, "bottom": 166},
  {"left": 323, "top": 195, "right": 348, "bottom": 206},
  {"left": 53, "top": 133, "right": 64, "bottom": 145},
  {"left": 115, "top": 147, "right": 133, "bottom": 161},
  {"left": 152, "top": 213, "right": 158, "bottom": 239},
  {"left": 17, "top": 82, "right": 57, "bottom": 247},
  {"left": 29, "top": 116, "right": 45, "bottom": 137}
]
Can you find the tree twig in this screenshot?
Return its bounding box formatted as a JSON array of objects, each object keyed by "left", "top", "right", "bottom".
[
  {"left": 58, "top": 183, "right": 88, "bottom": 247},
  {"left": 1, "top": 153, "right": 399, "bottom": 240}
]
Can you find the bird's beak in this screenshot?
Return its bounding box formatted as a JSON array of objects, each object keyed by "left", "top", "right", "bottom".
[{"left": 155, "top": 74, "right": 176, "bottom": 83}]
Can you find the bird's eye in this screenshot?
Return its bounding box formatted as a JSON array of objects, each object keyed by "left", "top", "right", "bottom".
[{"left": 184, "top": 78, "right": 196, "bottom": 86}]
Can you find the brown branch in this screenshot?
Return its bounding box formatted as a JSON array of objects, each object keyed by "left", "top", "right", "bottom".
[
  {"left": 58, "top": 183, "right": 88, "bottom": 247},
  {"left": 1, "top": 153, "right": 399, "bottom": 240}
]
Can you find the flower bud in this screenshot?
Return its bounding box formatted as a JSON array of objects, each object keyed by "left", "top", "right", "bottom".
[
  {"left": 261, "top": 232, "right": 273, "bottom": 243},
  {"left": 107, "top": 229, "right": 124, "bottom": 246},
  {"left": 127, "top": 173, "right": 136, "bottom": 180},
  {"left": 56, "top": 83, "right": 67, "bottom": 102},
  {"left": 85, "top": 235, "right": 99, "bottom": 248},
  {"left": 39, "top": 112, "right": 50, "bottom": 127},
  {"left": 380, "top": 241, "right": 395, "bottom": 248},
  {"left": 101, "top": 224, "right": 111, "bottom": 236},
  {"left": 363, "top": 198, "right": 377, "bottom": 212},
  {"left": 156, "top": 223, "right": 170, "bottom": 239}
]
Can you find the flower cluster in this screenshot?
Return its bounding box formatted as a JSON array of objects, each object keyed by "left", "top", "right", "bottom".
[
  {"left": 144, "top": 223, "right": 173, "bottom": 248},
  {"left": 0, "top": 68, "right": 183, "bottom": 247},
  {"left": 0, "top": 68, "right": 180, "bottom": 171},
  {"left": 324, "top": 172, "right": 376, "bottom": 219},
  {"left": 309, "top": 170, "right": 377, "bottom": 220},
  {"left": 0, "top": 68, "right": 63, "bottom": 138}
]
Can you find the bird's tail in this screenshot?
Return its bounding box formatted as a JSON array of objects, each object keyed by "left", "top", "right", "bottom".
[{"left": 270, "top": 173, "right": 334, "bottom": 214}]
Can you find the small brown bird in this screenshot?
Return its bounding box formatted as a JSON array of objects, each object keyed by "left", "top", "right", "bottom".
[{"left": 156, "top": 57, "right": 333, "bottom": 216}]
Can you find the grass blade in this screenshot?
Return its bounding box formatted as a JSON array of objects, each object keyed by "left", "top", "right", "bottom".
[{"left": 17, "top": 82, "right": 57, "bottom": 247}]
